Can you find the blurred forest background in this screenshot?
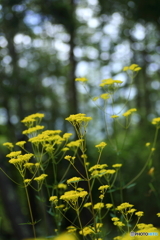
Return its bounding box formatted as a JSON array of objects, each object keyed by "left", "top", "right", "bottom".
[{"left": 0, "top": 0, "right": 160, "bottom": 239}]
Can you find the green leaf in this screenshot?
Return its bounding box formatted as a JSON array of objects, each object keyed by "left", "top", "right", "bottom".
[
  {"left": 36, "top": 195, "right": 46, "bottom": 202},
  {"left": 126, "top": 183, "right": 136, "bottom": 189}
]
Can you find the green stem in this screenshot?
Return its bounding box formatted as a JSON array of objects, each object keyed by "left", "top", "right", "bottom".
[
  {"left": 123, "top": 127, "right": 159, "bottom": 189},
  {"left": 24, "top": 186, "right": 37, "bottom": 239}
]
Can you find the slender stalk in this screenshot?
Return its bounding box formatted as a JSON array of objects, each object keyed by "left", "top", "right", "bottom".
[{"left": 24, "top": 186, "right": 37, "bottom": 239}]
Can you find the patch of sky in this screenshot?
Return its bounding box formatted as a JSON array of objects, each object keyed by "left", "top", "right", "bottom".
[
  {"left": 0, "top": 36, "right": 8, "bottom": 48},
  {"left": 24, "top": 10, "right": 41, "bottom": 26},
  {"left": 156, "top": 100, "right": 160, "bottom": 114},
  {"left": 0, "top": 108, "right": 8, "bottom": 125},
  {"left": 151, "top": 81, "right": 160, "bottom": 90},
  {"left": 76, "top": 8, "right": 93, "bottom": 22},
  {"left": 12, "top": 4, "right": 26, "bottom": 12},
  {"left": 131, "top": 23, "right": 146, "bottom": 41},
  {"left": 2, "top": 55, "right": 12, "bottom": 65},
  {"left": 18, "top": 58, "right": 28, "bottom": 68}
]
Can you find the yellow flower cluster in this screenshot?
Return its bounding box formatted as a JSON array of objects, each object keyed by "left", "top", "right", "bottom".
[
  {"left": 122, "top": 108, "right": 137, "bottom": 117},
  {"left": 67, "top": 226, "right": 77, "bottom": 233},
  {"left": 64, "top": 155, "right": 76, "bottom": 163},
  {"left": 58, "top": 183, "right": 67, "bottom": 189},
  {"left": 106, "top": 203, "right": 113, "bottom": 209},
  {"left": 123, "top": 64, "right": 141, "bottom": 72},
  {"left": 28, "top": 130, "right": 65, "bottom": 146},
  {"left": 34, "top": 174, "right": 48, "bottom": 182},
  {"left": 89, "top": 164, "right": 108, "bottom": 172},
  {"left": 66, "top": 139, "right": 83, "bottom": 149},
  {"left": 21, "top": 113, "right": 44, "bottom": 127},
  {"left": 99, "top": 78, "right": 123, "bottom": 87},
  {"left": 98, "top": 185, "right": 110, "bottom": 191},
  {"left": 113, "top": 221, "right": 125, "bottom": 227},
  {"left": 53, "top": 232, "right": 78, "bottom": 240},
  {"left": 75, "top": 77, "right": 88, "bottom": 82},
  {"left": 135, "top": 211, "right": 144, "bottom": 217},
  {"left": 67, "top": 177, "right": 82, "bottom": 184},
  {"left": 23, "top": 125, "right": 45, "bottom": 135},
  {"left": 91, "top": 169, "right": 115, "bottom": 178},
  {"left": 116, "top": 202, "right": 134, "bottom": 211},
  {"left": 93, "top": 202, "right": 104, "bottom": 210},
  {"left": 95, "top": 142, "right": 107, "bottom": 149},
  {"left": 15, "top": 141, "right": 26, "bottom": 148},
  {"left": 152, "top": 117, "right": 160, "bottom": 127},
  {"left": 6, "top": 151, "right": 22, "bottom": 158},
  {"left": 49, "top": 196, "right": 58, "bottom": 203},
  {"left": 60, "top": 190, "right": 88, "bottom": 204},
  {"left": 84, "top": 202, "right": 92, "bottom": 208},
  {"left": 9, "top": 153, "right": 34, "bottom": 165},
  {"left": 3, "top": 142, "right": 14, "bottom": 149},
  {"left": 65, "top": 113, "right": 92, "bottom": 125},
  {"left": 110, "top": 115, "right": 119, "bottom": 118},
  {"left": 79, "top": 223, "right": 103, "bottom": 236},
  {"left": 112, "top": 164, "right": 122, "bottom": 168}
]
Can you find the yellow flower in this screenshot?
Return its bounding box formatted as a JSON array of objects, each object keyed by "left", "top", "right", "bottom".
[
  {"left": 152, "top": 117, "right": 160, "bottom": 126},
  {"left": 58, "top": 183, "right": 67, "bottom": 189},
  {"left": 60, "top": 190, "right": 88, "bottom": 204},
  {"left": 67, "top": 177, "right": 82, "bottom": 184},
  {"left": 135, "top": 211, "right": 144, "bottom": 217},
  {"left": 93, "top": 202, "right": 104, "bottom": 210},
  {"left": 123, "top": 64, "right": 141, "bottom": 72},
  {"left": 63, "top": 133, "right": 73, "bottom": 140},
  {"left": 116, "top": 202, "right": 133, "bottom": 211},
  {"left": 95, "top": 142, "right": 107, "bottom": 149},
  {"left": 67, "top": 139, "right": 83, "bottom": 149},
  {"left": 64, "top": 155, "right": 72, "bottom": 161},
  {"left": 21, "top": 113, "right": 44, "bottom": 123},
  {"left": 24, "top": 179, "right": 32, "bottom": 183},
  {"left": 79, "top": 226, "right": 94, "bottom": 236},
  {"left": 92, "top": 96, "right": 99, "bottom": 101},
  {"left": 15, "top": 141, "right": 26, "bottom": 148},
  {"left": 84, "top": 202, "right": 92, "bottom": 208},
  {"left": 61, "top": 147, "right": 69, "bottom": 152},
  {"left": 157, "top": 213, "right": 160, "bottom": 217},
  {"left": 110, "top": 115, "right": 119, "bottom": 118},
  {"left": 114, "top": 221, "right": 125, "bottom": 227},
  {"left": 75, "top": 77, "right": 88, "bottom": 82},
  {"left": 105, "top": 169, "right": 116, "bottom": 174},
  {"left": 24, "top": 163, "right": 34, "bottom": 171},
  {"left": 122, "top": 108, "right": 137, "bottom": 117},
  {"left": 99, "top": 78, "right": 123, "bottom": 87},
  {"left": 3, "top": 142, "right": 14, "bottom": 149},
  {"left": 89, "top": 164, "right": 108, "bottom": 172},
  {"left": 100, "top": 93, "right": 110, "bottom": 100},
  {"left": 106, "top": 203, "right": 113, "bottom": 209},
  {"left": 6, "top": 151, "right": 22, "bottom": 158},
  {"left": 67, "top": 226, "right": 77, "bottom": 233},
  {"left": 54, "top": 232, "right": 78, "bottom": 240},
  {"left": 145, "top": 142, "right": 150, "bottom": 147},
  {"left": 112, "top": 164, "right": 122, "bottom": 168},
  {"left": 127, "top": 208, "right": 136, "bottom": 214},
  {"left": 34, "top": 174, "right": 48, "bottom": 182},
  {"left": 112, "top": 217, "right": 119, "bottom": 221},
  {"left": 22, "top": 125, "right": 45, "bottom": 135},
  {"left": 98, "top": 185, "right": 109, "bottom": 191},
  {"left": 49, "top": 196, "right": 58, "bottom": 202}
]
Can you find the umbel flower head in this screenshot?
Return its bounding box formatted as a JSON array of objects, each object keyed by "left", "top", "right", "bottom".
[
  {"left": 65, "top": 113, "right": 92, "bottom": 125},
  {"left": 60, "top": 190, "right": 88, "bottom": 209}
]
